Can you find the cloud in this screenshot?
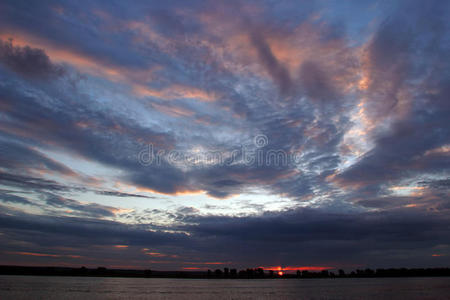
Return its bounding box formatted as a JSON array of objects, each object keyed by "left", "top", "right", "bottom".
[
  {"left": 0, "top": 191, "right": 33, "bottom": 205},
  {"left": 299, "top": 60, "right": 339, "bottom": 102},
  {"left": 0, "top": 171, "right": 69, "bottom": 193},
  {"left": 249, "top": 30, "right": 292, "bottom": 95},
  {"left": 0, "top": 208, "right": 189, "bottom": 250},
  {"left": 0, "top": 39, "right": 64, "bottom": 78},
  {"left": 94, "top": 190, "right": 154, "bottom": 199},
  {"left": 336, "top": 0, "right": 450, "bottom": 190},
  {"left": 1, "top": 206, "right": 449, "bottom": 268},
  {"left": 43, "top": 194, "right": 120, "bottom": 218},
  {"left": 0, "top": 139, "right": 76, "bottom": 177},
  {"left": 418, "top": 179, "right": 450, "bottom": 190}
]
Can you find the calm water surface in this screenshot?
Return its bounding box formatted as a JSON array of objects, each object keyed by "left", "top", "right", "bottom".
[{"left": 0, "top": 275, "right": 449, "bottom": 299}]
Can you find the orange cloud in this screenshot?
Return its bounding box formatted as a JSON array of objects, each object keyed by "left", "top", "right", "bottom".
[
  {"left": 389, "top": 186, "right": 425, "bottom": 191},
  {"left": 424, "top": 145, "right": 450, "bottom": 156},
  {"left": 134, "top": 185, "right": 205, "bottom": 197},
  {"left": 151, "top": 102, "right": 195, "bottom": 118},
  {"left": 145, "top": 252, "right": 166, "bottom": 257},
  {"left": 125, "top": 20, "right": 173, "bottom": 53},
  {"left": 134, "top": 84, "right": 217, "bottom": 102}
]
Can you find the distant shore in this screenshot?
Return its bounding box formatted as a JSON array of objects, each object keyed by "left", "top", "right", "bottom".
[{"left": 1, "top": 265, "right": 449, "bottom": 279}]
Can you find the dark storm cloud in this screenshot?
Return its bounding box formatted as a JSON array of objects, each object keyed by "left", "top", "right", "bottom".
[
  {"left": 0, "top": 189, "right": 122, "bottom": 218},
  {"left": 0, "top": 171, "right": 70, "bottom": 193},
  {"left": 249, "top": 30, "right": 292, "bottom": 95},
  {"left": 43, "top": 194, "right": 118, "bottom": 218},
  {"left": 0, "top": 139, "right": 75, "bottom": 176},
  {"left": 0, "top": 170, "right": 144, "bottom": 198},
  {"left": 419, "top": 179, "right": 450, "bottom": 190},
  {"left": 1, "top": 206, "right": 449, "bottom": 268},
  {"left": 0, "top": 208, "right": 189, "bottom": 250},
  {"left": 299, "top": 60, "right": 339, "bottom": 102},
  {"left": 177, "top": 207, "right": 450, "bottom": 267},
  {"left": 181, "top": 208, "right": 447, "bottom": 245},
  {"left": 0, "top": 191, "right": 33, "bottom": 205},
  {"left": 0, "top": 39, "right": 64, "bottom": 78}
]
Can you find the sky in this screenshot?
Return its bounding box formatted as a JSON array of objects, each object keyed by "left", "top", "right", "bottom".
[{"left": 0, "top": 0, "right": 449, "bottom": 272}]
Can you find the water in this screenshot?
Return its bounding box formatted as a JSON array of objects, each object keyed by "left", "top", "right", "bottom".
[{"left": 0, "top": 275, "right": 449, "bottom": 299}]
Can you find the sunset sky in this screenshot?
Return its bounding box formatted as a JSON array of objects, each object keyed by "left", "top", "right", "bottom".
[{"left": 0, "top": 0, "right": 449, "bottom": 271}]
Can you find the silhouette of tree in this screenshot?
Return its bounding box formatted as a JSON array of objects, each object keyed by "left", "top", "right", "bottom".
[
  {"left": 257, "top": 268, "right": 264, "bottom": 277},
  {"left": 246, "top": 268, "right": 254, "bottom": 278},
  {"left": 144, "top": 269, "right": 152, "bottom": 277},
  {"left": 365, "top": 268, "right": 374, "bottom": 276},
  {"left": 215, "top": 269, "right": 223, "bottom": 277},
  {"left": 1, "top": 265, "right": 449, "bottom": 279}
]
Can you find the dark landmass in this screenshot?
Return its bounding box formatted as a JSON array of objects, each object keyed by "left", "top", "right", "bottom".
[{"left": 1, "top": 265, "right": 450, "bottom": 279}]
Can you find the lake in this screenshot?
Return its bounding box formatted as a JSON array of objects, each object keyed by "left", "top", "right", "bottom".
[{"left": 0, "top": 275, "right": 449, "bottom": 299}]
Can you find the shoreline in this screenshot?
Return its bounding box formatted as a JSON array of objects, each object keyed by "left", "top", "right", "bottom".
[{"left": 1, "top": 265, "right": 449, "bottom": 280}]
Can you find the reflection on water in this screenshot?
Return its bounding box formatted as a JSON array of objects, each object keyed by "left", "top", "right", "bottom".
[{"left": 0, "top": 275, "right": 449, "bottom": 299}]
